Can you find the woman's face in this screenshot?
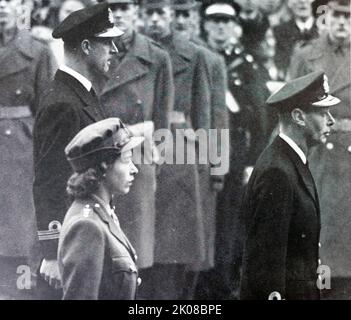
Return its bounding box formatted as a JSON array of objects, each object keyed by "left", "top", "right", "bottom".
[{"left": 105, "top": 150, "right": 138, "bottom": 195}]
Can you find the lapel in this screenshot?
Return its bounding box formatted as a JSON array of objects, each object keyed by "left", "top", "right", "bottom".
[
  {"left": 55, "top": 70, "right": 106, "bottom": 121},
  {"left": 276, "top": 137, "right": 319, "bottom": 209},
  {"left": 89, "top": 196, "right": 137, "bottom": 261},
  {"left": 162, "top": 33, "right": 193, "bottom": 76},
  {"left": 102, "top": 33, "right": 152, "bottom": 94},
  {"left": 0, "top": 31, "right": 34, "bottom": 81}
]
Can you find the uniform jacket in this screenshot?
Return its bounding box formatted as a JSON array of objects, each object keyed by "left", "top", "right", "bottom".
[
  {"left": 58, "top": 196, "right": 138, "bottom": 300},
  {"left": 240, "top": 136, "right": 321, "bottom": 300},
  {"left": 99, "top": 33, "right": 174, "bottom": 269},
  {"left": 273, "top": 18, "right": 319, "bottom": 78},
  {"left": 289, "top": 35, "right": 351, "bottom": 278},
  {"left": 33, "top": 70, "right": 106, "bottom": 261},
  {"left": 0, "top": 30, "right": 55, "bottom": 258},
  {"left": 155, "top": 33, "right": 211, "bottom": 269}
]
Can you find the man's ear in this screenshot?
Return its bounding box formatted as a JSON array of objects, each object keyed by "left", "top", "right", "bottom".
[
  {"left": 291, "top": 108, "right": 306, "bottom": 127},
  {"left": 81, "top": 39, "right": 91, "bottom": 56}
]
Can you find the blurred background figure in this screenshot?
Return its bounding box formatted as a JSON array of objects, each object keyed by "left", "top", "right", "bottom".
[
  {"left": 289, "top": 0, "right": 351, "bottom": 300},
  {"left": 139, "top": 0, "right": 211, "bottom": 300},
  {"left": 256, "top": 0, "right": 292, "bottom": 27},
  {"left": 98, "top": 0, "right": 174, "bottom": 296},
  {"left": 170, "top": 0, "right": 230, "bottom": 300},
  {"left": 274, "top": 0, "right": 319, "bottom": 79},
  {"left": 203, "top": 1, "right": 271, "bottom": 299},
  {"left": 0, "top": 0, "right": 55, "bottom": 300}
]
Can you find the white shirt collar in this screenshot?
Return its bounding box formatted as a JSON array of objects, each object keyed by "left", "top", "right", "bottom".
[
  {"left": 59, "top": 65, "right": 92, "bottom": 92},
  {"left": 279, "top": 133, "right": 307, "bottom": 165},
  {"left": 295, "top": 16, "right": 314, "bottom": 32}
]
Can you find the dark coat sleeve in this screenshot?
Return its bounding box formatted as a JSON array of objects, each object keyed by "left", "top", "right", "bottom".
[
  {"left": 241, "top": 168, "right": 294, "bottom": 299},
  {"left": 33, "top": 101, "right": 81, "bottom": 259},
  {"left": 191, "top": 49, "right": 211, "bottom": 131},
  {"left": 59, "top": 219, "right": 105, "bottom": 300},
  {"left": 33, "top": 44, "right": 57, "bottom": 114}
]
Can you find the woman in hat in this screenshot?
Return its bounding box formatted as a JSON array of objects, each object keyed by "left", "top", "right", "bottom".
[{"left": 57, "top": 118, "right": 144, "bottom": 300}]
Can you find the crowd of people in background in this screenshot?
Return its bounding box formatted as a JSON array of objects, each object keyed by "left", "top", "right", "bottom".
[{"left": 0, "top": 0, "right": 350, "bottom": 300}]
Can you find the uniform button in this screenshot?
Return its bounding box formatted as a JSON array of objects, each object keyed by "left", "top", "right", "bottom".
[
  {"left": 15, "top": 89, "right": 22, "bottom": 95},
  {"left": 94, "top": 203, "right": 100, "bottom": 208},
  {"left": 234, "top": 79, "right": 242, "bottom": 86},
  {"left": 301, "top": 233, "right": 306, "bottom": 238},
  {"left": 326, "top": 142, "right": 334, "bottom": 150},
  {"left": 319, "top": 242, "right": 321, "bottom": 248},
  {"left": 136, "top": 99, "right": 142, "bottom": 105},
  {"left": 5, "top": 129, "right": 11, "bottom": 135},
  {"left": 347, "top": 146, "right": 351, "bottom": 153},
  {"left": 234, "top": 47, "right": 241, "bottom": 55},
  {"left": 137, "top": 277, "right": 142, "bottom": 286},
  {"left": 245, "top": 54, "right": 254, "bottom": 63},
  {"left": 134, "top": 254, "right": 138, "bottom": 261},
  {"left": 318, "top": 259, "right": 322, "bottom": 265}
]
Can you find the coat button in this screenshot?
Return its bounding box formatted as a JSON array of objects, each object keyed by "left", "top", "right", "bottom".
[
  {"left": 134, "top": 254, "right": 138, "bottom": 261},
  {"left": 318, "top": 242, "right": 321, "bottom": 248},
  {"left": 5, "top": 129, "right": 11, "bottom": 136},
  {"left": 234, "top": 79, "right": 242, "bottom": 86},
  {"left": 94, "top": 203, "right": 100, "bottom": 208},
  {"left": 347, "top": 146, "right": 351, "bottom": 153},
  {"left": 15, "top": 89, "right": 22, "bottom": 95},
  {"left": 326, "top": 142, "right": 334, "bottom": 150},
  {"left": 318, "top": 259, "right": 322, "bottom": 265},
  {"left": 137, "top": 277, "right": 142, "bottom": 286},
  {"left": 136, "top": 99, "right": 142, "bottom": 105},
  {"left": 301, "top": 233, "right": 306, "bottom": 238}
]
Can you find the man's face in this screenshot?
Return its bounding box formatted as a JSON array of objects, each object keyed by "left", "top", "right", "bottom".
[
  {"left": 257, "top": 0, "right": 283, "bottom": 15},
  {"left": 288, "top": 0, "right": 314, "bottom": 20},
  {"left": 0, "top": 0, "right": 20, "bottom": 30},
  {"left": 172, "top": 8, "right": 197, "bottom": 38},
  {"left": 204, "top": 16, "right": 239, "bottom": 43},
  {"left": 141, "top": 6, "right": 173, "bottom": 39},
  {"left": 303, "top": 107, "right": 335, "bottom": 146},
  {"left": 109, "top": 3, "right": 138, "bottom": 34},
  {"left": 88, "top": 38, "right": 118, "bottom": 74},
  {"left": 327, "top": 8, "right": 351, "bottom": 42}
]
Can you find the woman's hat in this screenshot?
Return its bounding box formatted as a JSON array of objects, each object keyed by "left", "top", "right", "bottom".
[{"left": 65, "top": 118, "right": 144, "bottom": 172}]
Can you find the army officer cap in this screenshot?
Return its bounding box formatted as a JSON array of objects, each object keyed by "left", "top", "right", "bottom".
[
  {"left": 65, "top": 118, "right": 144, "bottom": 173},
  {"left": 266, "top": 71, "right": 341, "bottom": 111},
  {"left": 52, "top": 2, "right": 124, "bottom": 43}
]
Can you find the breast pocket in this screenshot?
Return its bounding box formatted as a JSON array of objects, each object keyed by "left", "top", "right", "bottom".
[{"left": 111, "top": 256, "right": 138, "bottom": 300}]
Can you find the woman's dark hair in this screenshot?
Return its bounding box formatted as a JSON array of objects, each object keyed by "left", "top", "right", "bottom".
[{"left": 66, "top": 153, "right": 118, "bottom": 199}]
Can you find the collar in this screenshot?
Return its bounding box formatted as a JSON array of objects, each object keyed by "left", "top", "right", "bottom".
[
  {"left": 295, "top": 16, "right": 314, "bottom": 32},
  {"left": 279, "top": 133, "right": 307, "bottom": 165},
  {"left": 91, "top": 194, "right": 116, "bottom": 219},
  {"left": 59, "top": 65, "right": 92, "bottom": 92}
]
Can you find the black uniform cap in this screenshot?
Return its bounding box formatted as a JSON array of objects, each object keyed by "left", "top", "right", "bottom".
[
  {"left": 52, "top": 3, "right": 124, "bottom": 42},
  {"left": 266, "top": 71, "right": 341, "bottom": 109}
]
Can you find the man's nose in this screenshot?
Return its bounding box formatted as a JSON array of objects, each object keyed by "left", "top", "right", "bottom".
[
  {"left": 131, "top": 162, "right": 139, "bottom": 175},
  {"left": 151, "top": 12, "right": 160, "bottom": 22},
  {"left": 113, "top": 9, "right": 123, "bottom": 18}
]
